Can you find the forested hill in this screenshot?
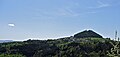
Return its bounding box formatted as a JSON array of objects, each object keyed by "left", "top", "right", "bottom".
[
  {"left": 74, "top": 30, "right": 103, "bottom": 38},
  {"left": 0, "top": 30, "right": 119, "bottom": 57}
]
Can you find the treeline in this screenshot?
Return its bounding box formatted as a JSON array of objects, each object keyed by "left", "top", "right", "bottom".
[
  {"left": 0, "top": 37, "right": 118, "bottom": 57},
  {"left": 0, "top": 30, "right": 119, "bottom": 57}
]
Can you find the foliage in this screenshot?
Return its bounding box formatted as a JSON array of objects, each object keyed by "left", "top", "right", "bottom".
[
  {"left": 0, "top": 37, "right": 114, "bottom": 57},
  {"left": 0, "top": 54, "right": 25, "bottom": 57},
  {"left": 107, "top": 41, "right": 120, "bottom": 57}
]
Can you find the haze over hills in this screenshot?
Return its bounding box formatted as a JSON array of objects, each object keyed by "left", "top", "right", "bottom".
[{"left": 0, "top": 40, "right": 13, "bottom": 43}]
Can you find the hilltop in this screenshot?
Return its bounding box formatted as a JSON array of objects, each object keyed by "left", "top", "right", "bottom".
[{"left": 74, "top": 30, "right": 103, "bottom": 38}]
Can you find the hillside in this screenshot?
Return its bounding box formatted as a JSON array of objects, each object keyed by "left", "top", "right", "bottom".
[
  {"left": 74, "top": 30, "right": 103, "bottom": 38},
  {"left": 0, "top": 30, "right": 119, "bottom": 57}
]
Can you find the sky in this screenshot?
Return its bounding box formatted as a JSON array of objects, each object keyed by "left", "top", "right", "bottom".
[{"left": 0, "top": 0, "right": 120, "bottom": 41}]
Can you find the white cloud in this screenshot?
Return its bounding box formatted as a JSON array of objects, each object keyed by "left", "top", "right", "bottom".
[
  {"left": 97, "top": 1, "right": 110, "bottom": 8},
  {"left": 40, "top": 8, "right": 80, "bottom": 17},
  {"left": 56, "top": 8, "right": 80, "bottom": 17},
  {"left": 88, "top": 1, "right": 111, "bottom": 9},
  {"left": 8, "top": 23, "right": 15, "bottom": 27}
]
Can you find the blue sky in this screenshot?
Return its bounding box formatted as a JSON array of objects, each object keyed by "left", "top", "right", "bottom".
[{"left": 0, "top": 0, "right": 120, "bottom": 41}]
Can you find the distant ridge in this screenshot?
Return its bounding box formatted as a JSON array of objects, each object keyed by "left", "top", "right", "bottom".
[
  {"left": 74, "top": 30, "right": 103, "bottom": 38},
  {"left": 0, "top": 40, "right": 13, "bottom": 43}
]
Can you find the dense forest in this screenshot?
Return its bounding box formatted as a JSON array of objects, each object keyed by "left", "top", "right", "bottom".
[{"left": 0, "top": 30, "right": 120, "bottom": 57}]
